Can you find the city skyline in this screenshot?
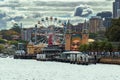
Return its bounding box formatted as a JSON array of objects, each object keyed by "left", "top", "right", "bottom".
[{"left": 0, "top": 0, "right": 114, "bottom": 29}]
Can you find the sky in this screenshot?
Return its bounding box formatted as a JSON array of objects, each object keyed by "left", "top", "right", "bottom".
[{"left": 0, "top": 0, "right": 114, "bottom": 29}]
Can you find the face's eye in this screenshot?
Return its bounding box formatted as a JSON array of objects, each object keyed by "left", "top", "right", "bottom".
[
  {"left": 72, "top": 42, "right": 80, "bottom": 46},
  {"left": 72, "top": 43, "right": 76, "bottom": 46},
  {"left": 76, "top": 42, "right": 80, "bottom": 46}
]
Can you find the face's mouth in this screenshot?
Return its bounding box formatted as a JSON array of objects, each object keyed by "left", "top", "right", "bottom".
[{"left": 71, "top": 47, "right": 79, "bottom": 51}]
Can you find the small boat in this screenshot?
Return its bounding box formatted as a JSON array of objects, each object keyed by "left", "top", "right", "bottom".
[{"left": 0, "top": 54, "right": 8, "bottom": 58}]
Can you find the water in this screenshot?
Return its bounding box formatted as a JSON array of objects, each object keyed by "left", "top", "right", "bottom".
[{"left": 0, "top": 58, "right": 120, "bottom": 80}]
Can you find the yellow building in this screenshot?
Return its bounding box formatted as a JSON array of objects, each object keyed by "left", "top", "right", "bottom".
[
  {"left": 27, "top": 41, "right": 35, "bottom": 55},
  {"left": 27, "top": 41, "right": 46, "bottom": 55}
]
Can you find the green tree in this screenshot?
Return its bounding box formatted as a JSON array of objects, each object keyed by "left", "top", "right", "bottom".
[
  {"left": 106, "top": 18, "right": 120, "bottom": 41},
  {"left": 0, "top": 30, "right": 19, "bottom": 40},
  {"left": 0, "top": 44, "right": 5, "bottom": 52},
  {"left": 104, "top": 42, "right": 113, "bottom": 52},
  {"left": 79, "top": 44, "right": 88, "bottom": 52},
  {"left": 92, "top": 41, "right": 99, "bottom": 52},
  {"left": 11, "top": 23, "right": 21, "bottom": 33},
  {"left": 117, "top": 43, "right": 120, "bottom": 51},
  {"left": 0, "top": 38, "right": 6, "bottom": 44},
  {"left": 9, "top": 40, "right": 19, "bottom": 47},
  {"left": 87, "top": 43, "right": 93, "bottom": 51},
  {"left": 79, "top": 44, "right": 84, "bottom": 52},
  {"left": 99, "top": 41, "right": 107, "bottom": 52}
]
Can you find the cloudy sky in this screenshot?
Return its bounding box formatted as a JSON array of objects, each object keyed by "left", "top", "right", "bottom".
[{"left": 0, "top": 0, "right": 114, "bottom": 29}]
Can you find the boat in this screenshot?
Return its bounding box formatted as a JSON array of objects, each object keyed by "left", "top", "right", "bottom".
[
  {"left": 0, "top": 54, "right": 8, "bottom": 58},
  {"left": 36, "top": 45, "right": 63, "bottom": 61}
]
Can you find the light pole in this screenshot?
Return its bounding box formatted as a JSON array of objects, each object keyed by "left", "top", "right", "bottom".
[
  {"left": 34, "top": 24, "right": 37, "bottom": 44},
  {"left": 20, "top": 23, "right": 23, "bottom": 40}
]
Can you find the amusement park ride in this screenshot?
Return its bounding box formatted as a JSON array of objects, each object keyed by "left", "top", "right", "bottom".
[
  {"left": 27, "top": 16, "right": 65, "bottom": 55},
  {"left": 41, "top": 17, "right": 65, "bottom": 45}
]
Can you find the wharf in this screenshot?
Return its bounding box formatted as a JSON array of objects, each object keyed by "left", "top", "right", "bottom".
[
  {"left": 98, "top": 57, "right": 120, "bottom": 65},
  {"left": 14, "top": 54, "right": 36, "bottom": 59}
]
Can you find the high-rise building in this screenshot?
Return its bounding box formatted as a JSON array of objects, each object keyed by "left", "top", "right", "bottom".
[
  {"left": 103, "top": 17, "right": 112, "bottom": 28},
  {"left": 21, "top": 28, "right": 33, "bottom": 41},
  {"left": 89, "top": 16, "right": 102, "bottom": 33},
  {"left": 117, "top": 9, "right": 120, "bottom": 18},
  {"left": 113, "top": 0, "right": 120, "bottom": 18}
]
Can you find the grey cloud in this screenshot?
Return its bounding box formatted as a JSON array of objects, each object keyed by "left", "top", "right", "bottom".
[
  {"left": 74, "top": 5, "right": 93, "bottom": 17},
  {"left": 106, "top": 0, "right": 113, "bottom": 1},
  {"left": 0, "top": 0, "right": 114, "bottom": 29},
  {"left": 0, "top": 20, "right": 7, "bottom": 30},
  {"left": 0, "top": 12, "right": 6, "bottom": 19}
]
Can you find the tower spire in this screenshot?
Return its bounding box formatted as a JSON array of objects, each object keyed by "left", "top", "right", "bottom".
[{"left": 83, "top": 19, "right": 88, "bottom": 34}]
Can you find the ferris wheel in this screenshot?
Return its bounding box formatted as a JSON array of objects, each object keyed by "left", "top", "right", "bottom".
[{"left": 36, "top": 16, "right": 65, "bottom": 46}]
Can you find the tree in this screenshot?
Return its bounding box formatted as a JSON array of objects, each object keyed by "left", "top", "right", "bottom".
[
  {"left": 0, "top": 30, "right": 19, "bottom": 40},
  {"left": 104, "top": 42, "right": 113, "bottom": 52},
  {"left": 99, "top": 41, "right": 107, "bottom": 52},
  {"left": 79, "top": 45, "right": 84, "bottom": 52},
  {"left": 92, "top": 41, "right": 99, "bottom": 52},
  {"left": 8, "top": 40, "right": 19, "bottom": 47},
  {"left": 0, "top": 44, "right": 5, "bottom": 53},
  {"left": 0, "top": 38, "right": 6, "bottom": 44},
  {"left": 106, "top": 18, "right": 120, "bottom": 41},
  {"left": 79, "top": 44, "right": 88, "bottom": 52},
  {"left": 87, "top": 43, "right": 93, "bottom": 51},
  {"left": 11, "top": 23, "right": 21, "bottom": 34},
  {"left": 117, "top": 43, "right": 120, "bottom": 51}
]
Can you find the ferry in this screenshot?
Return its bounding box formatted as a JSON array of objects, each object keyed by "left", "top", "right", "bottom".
[{"left": 36, "top": 45, "right": 63, "bottom": 61}]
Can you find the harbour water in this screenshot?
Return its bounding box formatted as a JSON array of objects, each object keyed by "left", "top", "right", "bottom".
[{"left": 0, "top": 58, "right": 120, "bottom": 80}]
